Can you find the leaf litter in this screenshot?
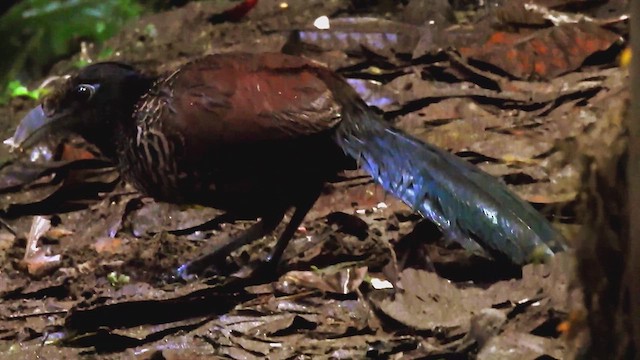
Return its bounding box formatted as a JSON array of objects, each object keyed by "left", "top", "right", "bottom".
[{"left": 0, "top": 0, "right": 627, "bottom": 358}]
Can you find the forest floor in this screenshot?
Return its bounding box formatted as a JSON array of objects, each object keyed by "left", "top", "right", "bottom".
[{"left": 0, "top": 0, "right": 628, "bottom": 358}]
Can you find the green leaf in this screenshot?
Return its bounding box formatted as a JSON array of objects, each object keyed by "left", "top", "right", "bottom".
[
  {"left": 0, "top": 0, "right": 143, "bottom": 98},
  {"left": 5, "top": 80, "right": 47, "bottom": 101}
]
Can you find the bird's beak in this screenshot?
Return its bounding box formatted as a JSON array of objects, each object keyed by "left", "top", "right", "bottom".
[{"left": 3, "top": 105, "right": 72, "bottom": 152}]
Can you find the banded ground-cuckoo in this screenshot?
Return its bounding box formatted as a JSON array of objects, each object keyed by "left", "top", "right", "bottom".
[{"left": 4, "top": 52, "right": 568, "bottom": 278}]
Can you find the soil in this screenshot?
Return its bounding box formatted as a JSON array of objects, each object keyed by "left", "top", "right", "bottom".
[{"left": 0, "top": 0, "right": 627, "bottom": 358}]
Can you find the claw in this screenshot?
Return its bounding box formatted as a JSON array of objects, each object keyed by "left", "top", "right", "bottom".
[{"left": 175, "top": 263, "right": 197, "bottom": 282}]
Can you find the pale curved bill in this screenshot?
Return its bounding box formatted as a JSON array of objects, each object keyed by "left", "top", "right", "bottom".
[{"left": 3, "top": 105, "right": 46, "bottom": 151}]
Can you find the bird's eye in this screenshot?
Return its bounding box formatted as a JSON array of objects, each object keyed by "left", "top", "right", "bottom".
[{"left": 74, "top": 84, "right": 97, "bottom": 102}]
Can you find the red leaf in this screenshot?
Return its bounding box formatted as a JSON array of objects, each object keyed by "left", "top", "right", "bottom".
[
  {"left": 460, "top": 23, "right": 620, "bottom": 79},
  {"left": 222, "top": 0, "right": 259, "bottom": 21}
]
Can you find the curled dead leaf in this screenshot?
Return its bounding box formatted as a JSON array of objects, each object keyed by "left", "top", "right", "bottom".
[{"left": 279, "top": 266, "right": 368, "bottom": 294}]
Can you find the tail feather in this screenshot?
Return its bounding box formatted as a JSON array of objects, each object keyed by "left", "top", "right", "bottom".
[{"left": 335, "top": 108, "right": 567, "bottom": 265}]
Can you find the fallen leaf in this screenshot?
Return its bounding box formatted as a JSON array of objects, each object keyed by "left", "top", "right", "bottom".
[
  {"left": 94, "top": 237, "right": 125, "bottom": 254},
  {"left": 460, "top": 23, "right": 621, "bottom": 79},
  {"left": 279, "top": 266, "right": 368, "bottom": 294}
]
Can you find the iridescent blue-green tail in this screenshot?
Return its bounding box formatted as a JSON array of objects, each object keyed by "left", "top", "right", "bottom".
[{"left": 334, "top": 105, "right": 567, "bottom": 265}]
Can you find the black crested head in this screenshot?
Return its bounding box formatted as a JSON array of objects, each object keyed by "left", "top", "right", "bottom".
[{"left": 5, "top": 62, "right": 154, "bottom": 158}]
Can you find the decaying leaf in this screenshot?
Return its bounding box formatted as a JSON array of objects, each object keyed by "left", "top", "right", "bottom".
[
  {"left": 278, "top": 266, "right": 368, "bottom": 294},
  {"left": 374, "top": 254, "right": 570, "bottom": 332},
  {"left": 19, "top": 216, "right": 61, "bottom": 277},
  {"left": 460, "top": 23, "right": 621, "bottom": 79}
]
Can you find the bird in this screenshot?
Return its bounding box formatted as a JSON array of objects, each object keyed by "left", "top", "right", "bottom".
[{"left": 4, "top": 52, "right": 567, "bottom": 278}]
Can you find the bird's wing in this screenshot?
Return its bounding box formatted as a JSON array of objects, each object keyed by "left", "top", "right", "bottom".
[{"left": 136, "top": 53, "right": 343, "bottom": 149}]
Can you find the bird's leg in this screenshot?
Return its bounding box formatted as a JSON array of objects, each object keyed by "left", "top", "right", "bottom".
[
  {"left": 176, "top": 209, "right": 286, "bottom": 280},
  {"left": 239, "top": 185, "right": 323, "bottom": 285},
  {"left": 176, "top": 184, "right": 323, "bottom": 282},
  {"left": 264, "top": 186, "right": 322, "bottom": 268}
]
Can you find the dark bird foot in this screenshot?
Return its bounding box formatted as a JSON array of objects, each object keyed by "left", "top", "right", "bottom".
[
  {"left": 174, "top": 263, "right": 195, "bottom": 283},
  {"left": 174, "top": 249, "right": 231, "bottom": 282},
  {"left": 169, "top": 211, "right": 286, "bottom": 282},
  {"left": 229, "top": 257, "right": 281, "bottom": 285},
  {"left": 172, "top": 192, "right": 320, "bottom": 283},
  {"left": 172, "top": 246, "right": 282, "bottom": 285}
]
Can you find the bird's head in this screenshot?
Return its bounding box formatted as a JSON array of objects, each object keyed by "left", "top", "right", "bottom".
[{"left": 4, "top": 62, "right": 153, "bottom": 157}]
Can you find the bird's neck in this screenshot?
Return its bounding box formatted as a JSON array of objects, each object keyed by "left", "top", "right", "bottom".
[{"left": 89, "top": 75, "right": 156, "bottom": 160}]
